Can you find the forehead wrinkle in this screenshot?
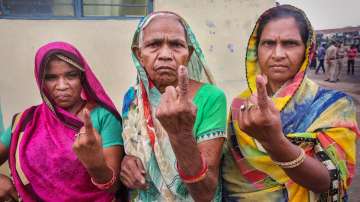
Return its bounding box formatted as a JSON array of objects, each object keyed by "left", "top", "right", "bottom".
[
  {"left": 143, "top": 13, "right": 182, "bottom": 31},
  {"left": 139, "top": 15, "right": 186, "bottom": 47},
  {"left": 261, "top": 29, "right": 302, "bottom": 41},
  {"left": 143, "top": 32, "right": 186, "bottom": 42}
]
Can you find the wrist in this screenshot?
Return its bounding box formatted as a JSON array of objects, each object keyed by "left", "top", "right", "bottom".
[
  {"left": 169, "top": 131, "right": 196, "bottom": 150},
  {"left": 168, "top": 127, "right": 193, "bottom": 137},
  {"left": 177, "top": 152, "right": 208, "bottom": 183},
  {"left": 168, "top": 129, "right": 194, "bottom": 142},
  {"left": 261, "top": 136, "right": 302, "bottom": 163},
  {"left": 259, "top": 133, "right": 288, "bottom": 152},
  {"left": 91, "top": 166, "right": 116, "bottom": 190},
  {"left": 85, "top": 159, "right": 107, "bottom": 173},
  {"left": 88, "top": 163, "right": 114, "bottom": 184}
]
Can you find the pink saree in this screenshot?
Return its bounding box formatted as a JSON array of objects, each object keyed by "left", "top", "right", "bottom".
[{"left": 8, "top": 42, "right": 120, "bottom": 202}]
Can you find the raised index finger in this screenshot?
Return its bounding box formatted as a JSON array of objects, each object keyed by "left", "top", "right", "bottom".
[
  {"left": 177, "top": 65, "right": 189, "bottom": 102},
  {"left": 83, "top": 109, "right": 94, "bottom": 134},
  {"left": 256, "top": 74, "right": 269, "bottom": 111}
]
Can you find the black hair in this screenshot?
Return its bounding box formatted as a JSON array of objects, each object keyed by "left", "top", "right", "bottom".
[
  {"left": 256, "top": 5, "right": 311, "bottom": 47},
  {"left": 41, "top": 51, "right": 85, "bottom": 84}
]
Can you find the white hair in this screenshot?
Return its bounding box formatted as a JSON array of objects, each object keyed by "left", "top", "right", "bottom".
[{"left": 138, "top": 12, "right": 187, "bottom": 48}]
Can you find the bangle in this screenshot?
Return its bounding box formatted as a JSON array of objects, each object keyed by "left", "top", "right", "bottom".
[
  {"left": 91, "top": 167, "right": 116, "bottom": 190},
  {"left": 272, "top": 148, "right": 306, "bottom": 169},
  {"left": 176, "top": 153, "right": 208, "bottom": 184}
]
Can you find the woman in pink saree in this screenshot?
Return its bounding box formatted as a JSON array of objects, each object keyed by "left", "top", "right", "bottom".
[{"left": 0, "top": 42, "right": 125, "bottom": 202}]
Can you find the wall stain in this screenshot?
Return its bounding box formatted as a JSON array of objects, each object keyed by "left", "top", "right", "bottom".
[
  {"left": 227, "top": 43, "right": 235, "bottom": 53},
  {"left": 209, "top": 45, "right": 214, "bottom": 52},
  {"left": 206, "top": 20, "right": 216, "bottom": 28}
]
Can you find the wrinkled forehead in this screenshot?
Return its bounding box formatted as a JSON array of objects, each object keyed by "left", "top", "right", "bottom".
[
  {"left": 139, "top": 13, "right": 188, "bottom": 45},
  {"left": 143, "top": 13, "right": 184, "bottom": 31}
]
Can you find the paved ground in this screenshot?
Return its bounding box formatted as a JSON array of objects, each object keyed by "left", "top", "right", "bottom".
[{"left": 307, "top": 58, "right": 360, "bottom": 202}]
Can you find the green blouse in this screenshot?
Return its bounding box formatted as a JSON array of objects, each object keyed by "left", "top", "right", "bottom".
[
  {"left": 193, "top": 83, "right": 227, "bottom": 142},
  {"left": 0, "top": 106, "right": 123, "bottom": 148}
]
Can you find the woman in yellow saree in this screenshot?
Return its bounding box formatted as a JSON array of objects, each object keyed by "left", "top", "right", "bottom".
[{"left": 222, "top": 5, "right": 358, "bottom": 202}]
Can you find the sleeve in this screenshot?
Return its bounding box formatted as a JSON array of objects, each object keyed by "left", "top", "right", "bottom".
[
  {"left": 0, "top": 127, "right": 12, "bottom": 148},
  {"left": 91, "top": 107, "right": 123, "bottom": 148},
  {"left": 195, "top": 87, "right": 227, "bottom": 143}
]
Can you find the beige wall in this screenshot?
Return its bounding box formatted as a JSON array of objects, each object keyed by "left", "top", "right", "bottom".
[
  {"left": 0, "top": 0, "right": 274, "bottom": 172},
  {"left": 155, "top": 0, "right": 274, "bottom": 100},
  {"left": 0, "top": 19, "right": 139, "bottom": 127}
]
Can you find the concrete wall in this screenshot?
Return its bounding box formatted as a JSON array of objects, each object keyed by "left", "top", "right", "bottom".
[
  {"left": 0, "top": 19, "right": 139, "bottom": 127},
  {"left": 155, "top": 0, "right": 274, "bottom": 100},
  {"left": 0, "top": 0, "right": 274, "bottom": 172}
]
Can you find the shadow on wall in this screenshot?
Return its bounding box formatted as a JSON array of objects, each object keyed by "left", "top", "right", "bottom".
[{"left": 0, "top": 102, "right": 4, "bottom": 134}]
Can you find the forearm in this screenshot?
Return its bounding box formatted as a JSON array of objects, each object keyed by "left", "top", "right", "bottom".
[
  {"left": 261, "top": 137, "right": 330, "bottom": 193},
  {"left": 86, "top": 162, "right": 113, "bottom": 182},
  {"left": 85, "top": 147, "right": 122, "bottom": 193},
  {"left": 169, "top": 133, "right": 218, "bottom": 201}
]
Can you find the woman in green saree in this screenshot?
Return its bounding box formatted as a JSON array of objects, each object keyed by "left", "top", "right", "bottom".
[{"left": 120, "top": 11, "right": 227, "bottom": 201}]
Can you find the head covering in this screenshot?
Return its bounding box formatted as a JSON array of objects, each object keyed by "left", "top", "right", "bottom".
[
  {"left": 245, "top": 4, "right": 315, "bottom": 111},
  {"left": 129, "top": 11, "right": 214, "bottom": 107},
  {"left": 223, "top": 5, "right": 359, "bottom": 201},
  {"left": 9, "top": 41, "right": 120, "bottom": 202},
  {"left": 122, "top": 11, "right": 216, "bottom": 201}
]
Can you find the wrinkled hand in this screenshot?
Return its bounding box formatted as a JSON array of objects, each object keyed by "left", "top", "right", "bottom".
[
  {"left": 120, "top": 155, "right": 147, "bottom": 189},
  {"left": 156, "top": 65, "right": 197, "bottom": 137},
  {"left": 0, "top": 174, "right": 18, "bottom": 202},
  {"left": 238, "top": 75, "right": 284, "bottom": 145},
  {"left": 73, "top": 109, "right": 105, "bottom": 170}
]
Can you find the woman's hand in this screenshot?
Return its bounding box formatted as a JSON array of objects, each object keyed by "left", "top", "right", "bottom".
[
  {"left": 73, "top": 109, "right": 106, "bottom": 170},
  {"left": 119, "top": 155, "right": 147, "bottom": 189},
  {"left": 156, "top": 65, "right": 197, "bottom": 138},
  {"left": 73, "top": 109, "right": 120, "bottom": 191},
  {"left": 237, "top": 75, "right": 285, "bottom": 147},
  {"left": 0, "top": 174, "right": 18, "bottom": 202}
]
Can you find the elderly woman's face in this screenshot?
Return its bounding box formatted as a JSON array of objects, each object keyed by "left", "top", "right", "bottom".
[
  {"left": 136, "top": 16, "right": 192, "bottom": 90},
  {"left": 257, "top": 17, "right": 305, "bottom": 85},
  {"left": 44, "top": 59, "right": 83, "bottom": 111}
]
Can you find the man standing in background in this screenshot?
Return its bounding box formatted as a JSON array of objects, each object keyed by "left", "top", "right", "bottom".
[
  {"left": 325, "top": 41, "right": 338, "bottom": 82},
  {"left": 347, "top": 44, "right": 358, "bottom": 75},
  {"left": 335, "top": 43, "right": 346, "bottom": 81},
  {"left": 315, "top": 44, "right": 326, "bottom": 74}
]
